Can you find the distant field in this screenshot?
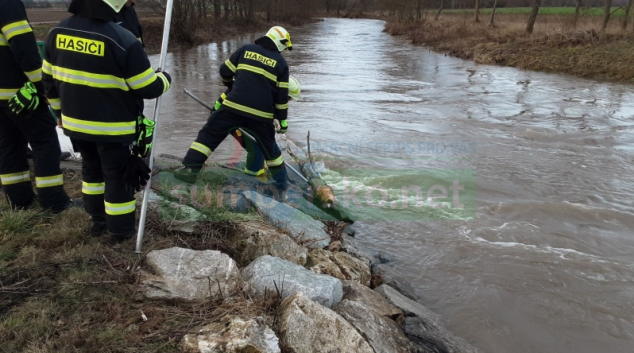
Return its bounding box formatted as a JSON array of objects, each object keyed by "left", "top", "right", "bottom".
[{"left": 445, "top": 7, "right": 628, "bottom": 16}]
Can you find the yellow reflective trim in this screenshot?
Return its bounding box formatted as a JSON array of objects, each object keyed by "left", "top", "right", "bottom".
[
  {"left": 0, "top": 33, "right": 8, "bottom": 46},
  {"left": 0, "top": 170, "right": 30, "bottom": 185},
  {"left": 224, "top": 59, "right": 236, "bottom": 73},
  {"left": 223, "top": 99, "right": 274, "bottom": 119},
  {"left": 277, "top": 82, "right": 289, "bottom": 88},
  {"left": 275, "top": 103, "right": 288, "bottom": 110},
  {"left": 266, "top": 156, "right": 284, "bottom": 167},
  {"left": 49, "top": 98, "right": 61, "bottom": 110},
  {"left": 220, "top": 92, "right": 227, "bottom": 100},
  {"left": 2, "top": 20, "right": 32, "bottom": 41},
  {"left": 82, "top": 181, "right": 105, "bottom": 195},
  {"left": 236, "top": 64, "right": 277, "bottom": 82},
  {"left": 244, "top": 168, "right": 266, "bottom": 176},
  {"left": 190, "top": 142, "right": 212, "bottom": 157},
  {"left": 44, "top": 62, "right": 129, "bottom": 90},
  {"left": 157, "top": 72, "right": 170, "bottom": 93},
  {"left": 35, "top": 174, "right": 64, "bottom": 188},
  {"left": 126, "top": 67, "right": 157, "bottom": 90},
  {"left": 104, "top": 200, "right": 136, "bottom": 216},
  {"left": 0, "top": 88, "right": 19, "bottom": 100},
  {"left": 25, "top": 68, "right": 42, "bottom": 83},
  {"left": 62, "top": 114, "right": 136, "bottom": 136}
]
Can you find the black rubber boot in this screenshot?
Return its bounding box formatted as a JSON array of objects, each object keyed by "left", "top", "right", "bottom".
[{"left": 90, "top": 214, "right": 107, "bottom": 236}]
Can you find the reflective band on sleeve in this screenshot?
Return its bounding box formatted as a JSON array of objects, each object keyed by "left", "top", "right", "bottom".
[
  {"left": 126, "top": 68, "right": 158, "bottom": 90},
  {"left": 43, "top": 61, "right": 128, "bottom": 90},
  {"left": 223, "top": 99, "right": 274, "bottom": 119},
  {"left": 105, "top": 200, "right": 136, "bottom": 216},
  {"left": 0, "top": 88, "right": 19, "bottom": 100},
  {"left": 236, "top": 64, "right": 277, "bottom": 82},
  {"left": 48, "top": 98, "right": 61, "bottom": 110},
  {"left": 2, "top": 20, "right": 32, "bottom": 41},
  {"left": 35, "top": 174, "right": 63, "bottom": 188},
  {"left": 157, "top": 72, "right": 170, "bottom": 93},
  {"left": 0, "top": 33, "right": 8, "bottom": 46},
  {"left": 275, "top": 103, "right": 288, "bottom": 110},
  {"left": 224, "top": 60, "right": 236, "bottom": 73},
  {"left": 190, "top": 142, "right": 212, "bottom": 157},
  {"left": 0, "top": 170, "right": 30, "bottom": 185},
  {"left": 220, "top": 92, "right": 227, "bottom": 100},
  {"left": 277, "top": 82, "right": 289, "bottom": 88},
  {"left": 244, "top": 168, "right": 266, "bottom": 176},
  {"left": 82, "top": 181, "right": 105, "bottom": 195},
  {"left": 25, "top": 68, "right": 42, "bottom": 83},
  {"left": 62, "top": 114, "right": 136, "bottom": 136},
  {"left": 266, "top": 156, "right": 284, "bottom": 167}
]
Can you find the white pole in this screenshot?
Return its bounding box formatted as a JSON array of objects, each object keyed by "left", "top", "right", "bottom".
[{"left": 135, "top": 0, "right": 175, "bottom": 253}]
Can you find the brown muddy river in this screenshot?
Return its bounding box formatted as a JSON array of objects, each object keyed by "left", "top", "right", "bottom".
[{"left": 147, "top": 18, "right": 634, "bottom": 353}]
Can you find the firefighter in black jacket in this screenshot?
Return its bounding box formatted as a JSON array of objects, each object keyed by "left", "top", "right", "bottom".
[
  {"left": 0, "top": 0, "right": 73, "bottom": 212},
  {"left": 42, "top": 0, "right": 171, "bottom": 240},
  {"left": 115, "top": 0, "right": 144, "bottom": 47},
  {"left": 176, "top": 26, "right": 293, "bottom": 194}
]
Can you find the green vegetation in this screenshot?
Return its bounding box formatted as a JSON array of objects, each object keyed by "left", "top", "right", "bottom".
[{"left": 445, "top": 7, "right": 628, "bottom": 16}]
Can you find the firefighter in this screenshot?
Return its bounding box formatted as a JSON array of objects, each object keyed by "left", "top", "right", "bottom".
[
  {"left": 175, "top": 26, "right": 293, "bottom": 196},
  {"left": 115, "top": 0, "right": 144, "bottom": 47},
  {"left": 210, "top": 76, "right": 301, "bottom": 179},
  {"left": 0, "top": 0, "right": 74, "bottom": 212},
  {"left": 42, "top": 0, "right": 172, "bottom": 240}
]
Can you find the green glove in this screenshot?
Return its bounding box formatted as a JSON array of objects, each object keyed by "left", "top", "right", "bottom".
[
  {"left": 136, "top": 116, "right": 155, "bottom": 158},
  {"left": 278, "top": 119, "right": 288, "bottom": 134},
  {"left": 9, "top": 82, "right": 40, "bottom": 117}
]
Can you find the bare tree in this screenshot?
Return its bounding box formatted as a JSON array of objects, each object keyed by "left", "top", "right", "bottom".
[
  {"left": 622, "top": 0, "right": 633, "bottom": 29},
  {"left": 526, "top": 0, "right": 541, "bottom": 34},
  {"left": 601, "top": 0, "right": 612, "bottom": 37},
  {"left": 475, "top": 0, "right": 480, "bottom": 22},
  {"left": 490, "top": 0, "right": 498, "bottom": 27},
  {"left": 435, "top": 0, "right": 445, "bottom": 21},
  {"left": 573, "top": 0, "right": 581, "bottom": 28}
]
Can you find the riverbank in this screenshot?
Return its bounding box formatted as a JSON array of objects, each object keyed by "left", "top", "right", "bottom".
[{"left": 383, "top": 13, "right": 634, "bottom": 82}]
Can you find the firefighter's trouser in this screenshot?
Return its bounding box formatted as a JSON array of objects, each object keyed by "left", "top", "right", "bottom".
[
  {"left": 0, "top": 105, "right": 69, "bottom": 211},
  {"left": 183, "top": 109, "right": 287, "bottom": 184},
  {"left": 72, "top": 139, "right": 135, "bottom": 236}
]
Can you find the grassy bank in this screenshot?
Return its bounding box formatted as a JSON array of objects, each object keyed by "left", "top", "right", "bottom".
[
  {"left": 445, "top": 6, "right": 629, "bottom": 16},
  {"left": 384, "top": 12, "right": 634, "bottom": 82}
]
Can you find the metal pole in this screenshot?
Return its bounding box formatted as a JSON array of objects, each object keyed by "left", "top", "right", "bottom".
[
  {"left": 182, "top": 88, "right": 309, "bottom": 183},
  {"left": 135, "top": 0, "right": 175, "bottom": 253}
]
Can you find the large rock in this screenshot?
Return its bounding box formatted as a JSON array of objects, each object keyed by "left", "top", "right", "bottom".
[
  {"left": 233, "top": 222, "right": 308, "bottom": 266},
  {"left": 241, "top": 255, "right": 343, "bottom": 308},
  {"left": 307, "top": 249, "right": 371, "bottom": 286},
  {"left": 240, "top": 190, "right": 330, "bottom": 249},
  {"left": 341, "top": 280, "right": 402, "bottom": 319},
  {"left": 341, "top": 234, "right": 374, "bottom": 267},
  {"left": 141, "top": 247, "right": 241, "bottom": 301},
  {"left": 279, "top": 293, "right": 374, "bottom": 353},
  {"left": 402, "top": 317, "right": 483, "bottom": 353},
  {"left": 181, "top": 317, "right": 280, "bottom": 353},
  {"left": 374, "top": 285, "right": 441, "bottom": 324},
  {"left": 335, "top": 299, "right": 417, "bottom": 353},
  {"left": 371, "top": 263, "right": 419, "bottom": 300}
]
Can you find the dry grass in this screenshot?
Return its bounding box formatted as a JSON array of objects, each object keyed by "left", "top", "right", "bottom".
[{"left": 384, "top": 13, "right": 634, "bottom": 82}]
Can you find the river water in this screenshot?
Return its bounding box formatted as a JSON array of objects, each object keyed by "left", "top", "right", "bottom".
[{"left": 149, "top": 18, "right": 634, "bottom": 353}]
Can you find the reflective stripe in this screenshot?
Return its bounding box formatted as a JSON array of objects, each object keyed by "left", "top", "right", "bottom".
[
  {"left": 105, "top": 200, "right": 136, "bottom": 216},
  {"left": 0, "top": 88, "right": 19, "bottom": 100},
  {"left": 223, "top": 99, "right": 274, "bottom": 119},
  {"left": 25, "top": 68, "right": 42, "bottom": 83},
  {"left": 190, "top": 142, "right": 212, "bottom": 157},
  {"left": 49, "top": 98, "right": 61, "bottom": 110},
  {"left": 244, "top": 168, "right": 265, "bottom": 176},
  {"left": 35, "top": 174, "right": 63, "bottom": 188},
  {"left": 220, "top": 92, "right": 227, "bottom": 100},
  {"left": 2, "top": 20, "right": 32, "bottom": 41},
  {"left": 43, "top": 60, "right": 128, "bottom": 90},
  {"left": 62, "top": 114, "right": 136, "bottom": 136},
  {"left": 157, "top": 72, "right": 170, "bottom": 93},
  {"left": 266, "top": 156, "right": 284, "bottom": 167},
  {"left": 225, "top": 59, "right": 236, "bottom": 72},
  {"left": 277, "top": 81, "right": 289, "bottom": 88},
  {"left": 0, "top": 33, "right": 8, "bottom": 46},
  {"left": 126, "top": 68, "right": 157, "bottom": 90},
  {"left": 0, "top": 171, "right": 30, "bottom": 185},
  {"left": 82, "top": 181, "right": 105, "bottom": 195},
  {"left": 236, "top": 64, "right": 277, "bottom": 82},
  {"left": 275, "top": 103, "right": 288, "bottom": 110}
]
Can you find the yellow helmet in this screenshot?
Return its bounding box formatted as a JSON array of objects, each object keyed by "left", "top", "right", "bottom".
[
  {"left": 266, "top": 26, "right": 292, "bottom": 52},
  {"left": 288, "top": 76, "right": 300, "bottom": 101},
  {"left": 102, "top": 0, "right": 127, "bottom": 13}
]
